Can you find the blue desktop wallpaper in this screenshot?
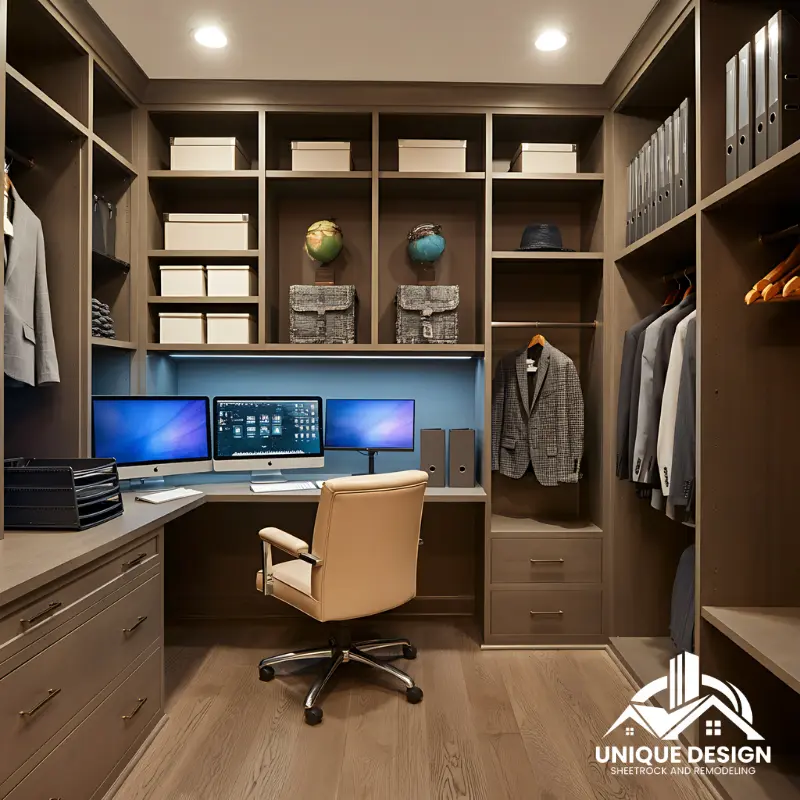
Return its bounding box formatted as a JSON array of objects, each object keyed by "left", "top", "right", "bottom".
[
  {"left": 326, "top": 399, "right": 414, "bottom": 449},
  {"left": 93, "top": 398, "right": 210, "bottom": 465}
]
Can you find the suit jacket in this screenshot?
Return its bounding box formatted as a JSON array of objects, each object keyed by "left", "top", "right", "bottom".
[
  {"left": 4, "top": 188, "right": 59, "bottom": 386},
  {"left": 491, "top": 343, "right": 584, "bottom": 486},
  {"left": 669, "top": 316, "right": 696, "bottom": 513}
]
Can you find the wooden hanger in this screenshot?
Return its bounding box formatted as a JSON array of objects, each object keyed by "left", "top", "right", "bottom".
[
  {"left": 763, "top": 261, "right": 800, "bottom": 301},
  {"left": 746, "top": 242, "right": 800, "bottom": 304},
  {"left": 527, "top": 333, "right": 546, "bottom": 349},
  {"left": 663, "top": 282, "right": 680, "bottom": 306}
]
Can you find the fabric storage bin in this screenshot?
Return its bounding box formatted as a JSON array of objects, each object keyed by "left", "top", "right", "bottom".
[
  {"left": 396, "top": 285, "right": 459, "bottom": 344},
  {"left": 159, "top": 265, "right": 206, "bottom": 297},
  {"left": 164, "top": 214, "right": 256, "bottom": 251},
  {"left": 206, "top": 265, "right": 257, "bottom": 297},
  {"left": 511, "top": 143, "right": 578, "bottom": 174},
  {"left": 170, "top": 137, "right": 250, "bottom": 171},
  {"left": 159, "top": 312, "right": 205, "bottom": 344},
  {"left": 289, "top": 285, "right": 357, "bottom": 344},
  {"left": 206, "top": 312, "right": 257, "bottom": 344},
  {"left": 291, "top": 142, "right": 352, "bottom": 172},
  {"left": 398, "top": 140, "right": 467, "bottom": 173}
]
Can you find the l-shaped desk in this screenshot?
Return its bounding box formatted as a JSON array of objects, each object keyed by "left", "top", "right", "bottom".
[{"left": 0, "top": 481, "right": 486, "bottom": 800}]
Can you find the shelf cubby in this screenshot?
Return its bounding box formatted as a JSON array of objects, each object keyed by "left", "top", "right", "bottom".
[
  {"left": 146, "top": 251, "right": 259, "bottom": 300},
  {"left": 616, "top": 204, "right": 697, "bottom": 267},
  {"left": 92, "top": 64, "right": 135, "bottom": 162},
  {"left": 146, "top": 302, "right": 260, "bottom": 347}
]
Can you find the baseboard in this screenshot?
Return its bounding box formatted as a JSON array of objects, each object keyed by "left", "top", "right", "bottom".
[{"left": 103, "top": 712, "right": 168, "bottom": 799}]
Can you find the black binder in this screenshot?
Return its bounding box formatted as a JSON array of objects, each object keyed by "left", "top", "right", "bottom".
[
  {"left": 755, "top": 25, "right": 769, "bottom": 166},
  {"left": 726, "top": 55, "right": 738, "bottom": 182},
  {"left": 768, "top": 11, "right": 800, "bottom": 159},
  {"left": 664, "top": 114, "right": 674, "bottom": 223},
  {"left": 738, "top": 41, "right": 754, "bottom": 177}
]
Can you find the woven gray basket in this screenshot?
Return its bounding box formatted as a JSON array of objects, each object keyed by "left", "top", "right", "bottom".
[
  {"left": 396, "top": 285, "right": 459, "bottom": 344},
  {"left": 289, "top": 285, "right": 357, "bottom": 344}
]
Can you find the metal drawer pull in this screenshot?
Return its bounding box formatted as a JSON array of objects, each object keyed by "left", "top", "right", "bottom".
[
  {"left": 121, "top": 552, "right": 148, "bottom": 571},
  {"left": 122, "top": 697, "right": 147, "bottom": 720},
  {"left": 530, "top": 610, "right": 564, "bottom": 616},
  {"left": 530, "top": 559, "right": 565, "bottom": 564},
  {"left": 20, "top": 688, "right": 61, "bottom": 717},
  {"left": 21, "top": 601, "right": 63, "bottom": 627},
  {"left": 122, "top": 615, "right": 148, "bottom": 634}
]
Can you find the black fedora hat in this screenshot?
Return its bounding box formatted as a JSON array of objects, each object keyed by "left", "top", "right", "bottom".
[{"left": 518, "top": 223, "right": 574, "bottom": 252}]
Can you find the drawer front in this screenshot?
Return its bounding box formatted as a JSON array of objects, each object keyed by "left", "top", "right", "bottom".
[
  {"left": 491, "top": 538, "right": 602, "bottom": 584},
  {"left": 6, "top": 647, "right": 162, "bottom": 800},
  {"left": 0, "top": 573, "right": 161, "bottom": 786},
  {"left": 0, "top": 535, "right": 159, "bottom": 657},
  {"left": 491, "top": 588, "right": 602, "bottom": 635}
]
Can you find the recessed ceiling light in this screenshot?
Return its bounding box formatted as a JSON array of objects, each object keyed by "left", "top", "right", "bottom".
[
  {"left": 535, "top": 29, "right": 567, "bottom": 52},
  {"left": 194, "top": 26, "right": 228, "bottom": 49}
]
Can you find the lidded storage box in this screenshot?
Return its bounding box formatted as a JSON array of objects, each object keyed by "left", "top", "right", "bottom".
[
  {"left": 291, "top": 141, "right": 353, "bottom": 172},
  {"left": 206, "top": 312, "right": 257, "bottom": 344},
  {"left": 398, "top": 140, "right": 467, "bottom": 173},
  {"left": 170, "top": 137, "right": 250, "bottom": 171},
  {"left": 206, "top": 265, "right": 257, "bottom": 297},
  {"left": 159, "top": 312, "right": 206, "bottom": 344},
  {"left": 159, "top": 264, "right": 206, "bottom": 297},
  {"left": 289, "top": 285, "right": 357, "bottom": 344},
  {"left": 164, "top": 213, "right": 256, "bottom": 251},
  {"left": 396, "top": 285, "right": 459, "bottom": 344},
  {"left": 511, "top": 143, "right": 578, "bottom": 174}
]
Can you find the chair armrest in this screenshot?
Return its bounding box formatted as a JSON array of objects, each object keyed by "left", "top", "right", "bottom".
[{"left": 258, "top": 527, "right": 323, "bottom": 566}]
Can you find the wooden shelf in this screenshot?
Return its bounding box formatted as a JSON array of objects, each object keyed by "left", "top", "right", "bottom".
[
  {"left": 148, "top": 170, "right": 259, "bottom": 180},
  {"left": 492, "top": 251, "right": 603, "bottom": 262},
  {"left": 616, "top": 204, "right": 697, "bottom": 265},
  {"left": 93, "top": 134, "right": 136, "bottom": 176},
  {"left": 492, "top": 172, "right": 604, "bottom": 182},
  {"left": 490, "top": 514, "right": 602, "bottom": 536},
  {"left": 148, "top": 343, "right": 484, "bottom": 355},
  {"left": 147, "top": 343, "right": 263, "bottom": 352},
  {"left": 91, "top": 337, "right": 136, "bottom": 350},
  {"left": 148, "top": 250, "right": 259, "bottom": 259},
  {"left": 380, "top": 171, "right": 485, "bottom": 180},
  {"left": 266, "top": 170, "right": 371, "bottom": 180},
  {"left": 92, "top": 250, "right": 130, "bottom": 274},
  {"left": 148, "top": 296, "right": 258, "bottom": 305},
  {"left": 702, "top": 606, "right": 800, "bottom": 695},
  {"left": 610, "top": 637, "right": 676, "bottom": 693}
]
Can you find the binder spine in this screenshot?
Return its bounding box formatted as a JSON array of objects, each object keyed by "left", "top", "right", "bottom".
[
  {"left": 755, "top": 26, "right": 769, "bottom": 166},
  {"left": 738, "top": 41, "right": 754, "bottom": 177},
  {"left": 726, "top": 55, "right": 738, "bottom": 183}
]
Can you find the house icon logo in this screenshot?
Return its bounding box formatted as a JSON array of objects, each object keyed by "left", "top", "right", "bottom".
[{"left": 605, "top": 652, "right": 763, "bottom": 742}]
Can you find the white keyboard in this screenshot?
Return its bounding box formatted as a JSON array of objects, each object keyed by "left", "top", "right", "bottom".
[
  {"left": 250, "top": 481, "right": 317, "bottom": 494},
  {"left": 135, "top": 487, "right": 203, "bottom": 504}
]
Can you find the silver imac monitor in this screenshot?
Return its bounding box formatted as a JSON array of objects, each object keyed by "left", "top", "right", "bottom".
[
  {"left": 91, "top": 396, "right": 213, "bottom": 480},
  {"left": 213, "top": 396, "right": 324, "bottom": 480}
]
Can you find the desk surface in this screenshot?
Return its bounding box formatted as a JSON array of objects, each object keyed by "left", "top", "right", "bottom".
[{"left": 0, "top": 483, "right": 486, "bottom": 608}]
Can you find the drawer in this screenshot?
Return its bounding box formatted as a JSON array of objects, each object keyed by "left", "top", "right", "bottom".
[
  {"left": 6, "top": 647, "right": 162, "bottom": 800},
  {"left": 490, "top": 588, "right": 602, "bottom": 635},
  {"left": 0, "top": 534, "right": 159, "bottom": 659},
  {"left": 491, "top": 538, "right": 602, "bottom": 584},
  {"left": 0, "top": 572, "right": 161, "bottom": 786}
]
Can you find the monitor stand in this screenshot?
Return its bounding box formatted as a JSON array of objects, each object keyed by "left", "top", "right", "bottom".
[
  {"left": 250, "top": 470, "right": 289, "bottom": 484},
  {"left": 130, "top": 477, "right": 166, "bottom": 490},
  {"left": 353, "top": 450, "right": 378, "bottom": 476}
]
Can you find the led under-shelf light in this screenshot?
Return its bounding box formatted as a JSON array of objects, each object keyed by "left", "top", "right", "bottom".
[{"left": 165, "top": 354, "right": 474, "bottom": 361}]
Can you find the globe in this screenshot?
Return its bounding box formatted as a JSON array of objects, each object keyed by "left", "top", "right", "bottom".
[
  {"left": 305, "top": 220, "right": 343, "bottom": 263},
  {"left": 407, "top": 223, "right": 445, "bottom": 264}
]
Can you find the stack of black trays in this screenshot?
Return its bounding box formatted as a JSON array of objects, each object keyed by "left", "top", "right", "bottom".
[{"left": 4, "top": 458, "right": 124, "bottom": 531}]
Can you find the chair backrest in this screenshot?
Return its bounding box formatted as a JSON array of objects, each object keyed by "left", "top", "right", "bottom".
[{"left": 309, "top": 470, "right": 428, "bottom": 621}]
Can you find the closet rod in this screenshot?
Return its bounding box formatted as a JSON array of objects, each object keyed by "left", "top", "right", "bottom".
[
  {"left": 759, "top": 223, "right": 800, "bottom": 245},
  {"left": 491, "top": 321, "right": 598, "bottom": 329},
  {"left": 662, "top": 265, "right": 696, "bottom": 283},
  {"left": 4, "top": 146, "right": 34, "bottom": 170}
]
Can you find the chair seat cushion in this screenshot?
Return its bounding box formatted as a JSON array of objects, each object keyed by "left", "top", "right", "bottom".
[{"left": 273, "top": 560, "right": 312, "bottom": 596}]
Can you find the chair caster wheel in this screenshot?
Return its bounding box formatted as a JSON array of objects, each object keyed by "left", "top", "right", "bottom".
[
  {"left": 406, "top": 686, "right": 423, "bottom": 704},
  {"left": 304, "top": 706, "right": 323, "bottom": 725},
  {"left": 402, "top": 644, "right": 417, "bottom": 660},
  {"left": 259, "top": 665, "right": 275, "bottom": 682}
]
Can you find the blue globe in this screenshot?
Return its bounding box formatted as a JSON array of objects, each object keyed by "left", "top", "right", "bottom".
[{"left": 407, "top": 224, "right": 446, "bottom": 264}]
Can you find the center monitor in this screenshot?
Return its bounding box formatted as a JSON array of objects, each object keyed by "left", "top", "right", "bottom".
[{"left": 213, "top": 396, "right": 324, "bottom": 479}]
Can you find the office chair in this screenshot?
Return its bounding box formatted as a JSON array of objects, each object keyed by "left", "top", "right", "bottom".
[{"left": 255, "top": 470, "right": 429, "bottom": 725}]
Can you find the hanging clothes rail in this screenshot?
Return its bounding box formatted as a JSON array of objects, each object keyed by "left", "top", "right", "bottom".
[
  {"left": 662, "top": 266, "right": 696, "bottom": 283},
  {"left": 491, "top": 321, "right": 598, "bottom": 329},
  {"left": 4, "top": 146, "right": 35, "bottom": 170}
]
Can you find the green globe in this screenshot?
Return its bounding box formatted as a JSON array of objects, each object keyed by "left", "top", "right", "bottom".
[{"left": 305, "top": 219, "right": 343, "bottom": 263}]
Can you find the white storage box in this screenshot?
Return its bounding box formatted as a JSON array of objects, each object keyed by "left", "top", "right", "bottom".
[
  {"left": 159, "top": 264, "right": 206, "bottom": 297},
  {"left": 159, "top": 312, "right": 205, "bottom": 344},
  {"left": 511, "top": 143, "right": 578, "bottom": 174},
  {"left": 206, "top": 312, "right": 257, "bottom": 344},
  {"left": 164, "top": 213, "right": 256, "bottom": 251},
  {"left": 398, "top": 139, "right": 467, "bottom": 173},
  {"left": 291, "top": 141, "right": 352, "bottom": 172},
  {"left": 206, "top": 265, "right": 257, "bottom": 297},
  {"left": 170, "top": 137, "right": 250, "bottom": 171}
]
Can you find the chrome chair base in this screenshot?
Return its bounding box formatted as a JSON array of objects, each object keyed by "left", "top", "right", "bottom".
[{"left": 258, "top": 637, "right": 422, "bottom": 725}]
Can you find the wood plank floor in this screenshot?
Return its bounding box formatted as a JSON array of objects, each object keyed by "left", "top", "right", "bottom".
[{"left": 114, "top": 620, "right": 718, "bottom": 800}]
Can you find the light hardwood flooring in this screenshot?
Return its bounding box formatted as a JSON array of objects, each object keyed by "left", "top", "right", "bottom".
[{"left": 114, "top": 620, "right": 718, "bottom": 800}]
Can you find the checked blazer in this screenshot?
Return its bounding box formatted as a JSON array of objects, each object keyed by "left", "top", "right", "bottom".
[{"left": 491, "top": 343, "right": 584, "bottom": 486}]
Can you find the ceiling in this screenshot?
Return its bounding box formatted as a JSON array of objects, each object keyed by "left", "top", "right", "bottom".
[{"left": 88, "top": 0, "right": 658, "bottom": 85}]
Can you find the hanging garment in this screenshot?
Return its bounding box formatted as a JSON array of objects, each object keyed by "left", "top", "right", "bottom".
[
  {"left": 631, "top": 295, "right": 696, "bottom": 484},
  {"left": 657, "top": 310, "right": 696, "bottom": 496},
  {"left": 670, "top": 544, "right": 695, "bottom": 653},
  {"left": 491, "top": 342, "right": 584, "bottom": 486},
  {"left": 4, "top": 186, "right": 59, "bottom": 386},
  {"left": 669, "top": 316, "right": 697, "bottom": 515}
]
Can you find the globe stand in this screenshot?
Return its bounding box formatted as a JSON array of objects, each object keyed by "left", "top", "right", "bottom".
[
  {"left": 314, "top": 264, "right": 336, "bottom": 286},
  {"left": 417, "top": 264, "right": 436, "bottom": 285}
]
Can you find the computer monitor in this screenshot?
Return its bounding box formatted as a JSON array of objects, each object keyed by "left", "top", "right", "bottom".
[
  {"left": 92, "top": 396, "right": 213, "bottom": 480},
  {"left": 325, "top": 398, "right": 415, "bottom": 474},
  {"left": 213, "top": 396, "right": 324, "bottom": 479}
]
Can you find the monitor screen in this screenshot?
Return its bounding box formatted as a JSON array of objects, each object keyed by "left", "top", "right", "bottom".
[
  {"left": 214, "top": 397, "right": 323, "bottom": 461},
  {"left": 92, "top": 396, "right": 211, "bottom": 466},
  {"left": 325, "top": 399, "right": 415, "bottom": 451}
]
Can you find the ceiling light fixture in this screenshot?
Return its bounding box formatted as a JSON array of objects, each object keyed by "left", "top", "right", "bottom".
[
  {"left": 194, "top": 26, "right": 228, "bottom": 49},
  {"left": 535, "top": 29, "right": 567, "bottom": 52}
]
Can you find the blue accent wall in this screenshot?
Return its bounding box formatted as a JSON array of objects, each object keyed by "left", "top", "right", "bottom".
[{"left": 92, "top": 351, "right": 132, "bottom": 395}]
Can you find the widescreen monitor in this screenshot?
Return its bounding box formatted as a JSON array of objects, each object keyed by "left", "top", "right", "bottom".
[{"left": 324, "top": 399, "right": 415, "bottom": 452}]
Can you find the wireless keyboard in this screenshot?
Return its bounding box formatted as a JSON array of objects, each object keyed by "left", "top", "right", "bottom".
[
  {"left": 250, "top": 481, "right": 317, "bottom": 494},
  {"left": 135, "top": 487, "right": 203, "bottom": 504}
]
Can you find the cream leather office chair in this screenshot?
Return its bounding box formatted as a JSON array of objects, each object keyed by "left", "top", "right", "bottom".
[{"left": 256, "top": 470, "right": 428, "bottom": 725}]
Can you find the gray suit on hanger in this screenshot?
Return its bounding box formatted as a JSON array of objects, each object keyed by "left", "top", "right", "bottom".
[
  {"left": 491, "top": 343, "right": 584, "bottom": 486},
  {"left": 4, "top": 187, "right": 60, "bottom": 386},
  {"left": 669, "top": 316, "right": 697, "bottom": 513}
]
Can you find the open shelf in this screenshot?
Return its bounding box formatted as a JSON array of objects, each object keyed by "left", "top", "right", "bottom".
[
  {"left": 147, "top": 343, "right": 264, "bottom": 353},
  {"left": 267, "top": 170, "right": 371, "bottom": 181},
  {"left": 492, "top": 172, "right": 604, "bottom": 204},
  {"left": 149, "top": 250, "right": 259, "bottom": 259},
  {"left": 491, "top": 514, "right": 602, "bottom": 536},
  {"left": 148, "top": 343, "right": 483, "bottom": 355},
  {"left": 93, "top": 63, "right": 135, "bottom": 162},
  {"left": 380, "top": 171, "right": 485, "bottom": 180},
  {"left": 91, "top": 337, "right": 136, "bottom": 350},
  {"left": 616, "top": 204, "right": 697, "bottom": 266},
  {"left": 149, "top": 170, "right": 259, "bottom": 181},
  {"left": 148, "top": 296, "right": 258, "bottom": 305},
  {"left": 93, "top": 135, "right": 136, "bottom": 177},
  {"left": 702, "top": 607, "right": 800, "bottom": 695},
  {"left": 92, "top": 250, "right": 130, "bottom": 275},
  {"left": 493, "top": 172, "right": 604, "bottom": 183},
  {"left": 492, "top": 251, "right": 603, "bottom": 262},
  {"left": 610, "top": 637, "right": 676, "bottom": 692}
]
